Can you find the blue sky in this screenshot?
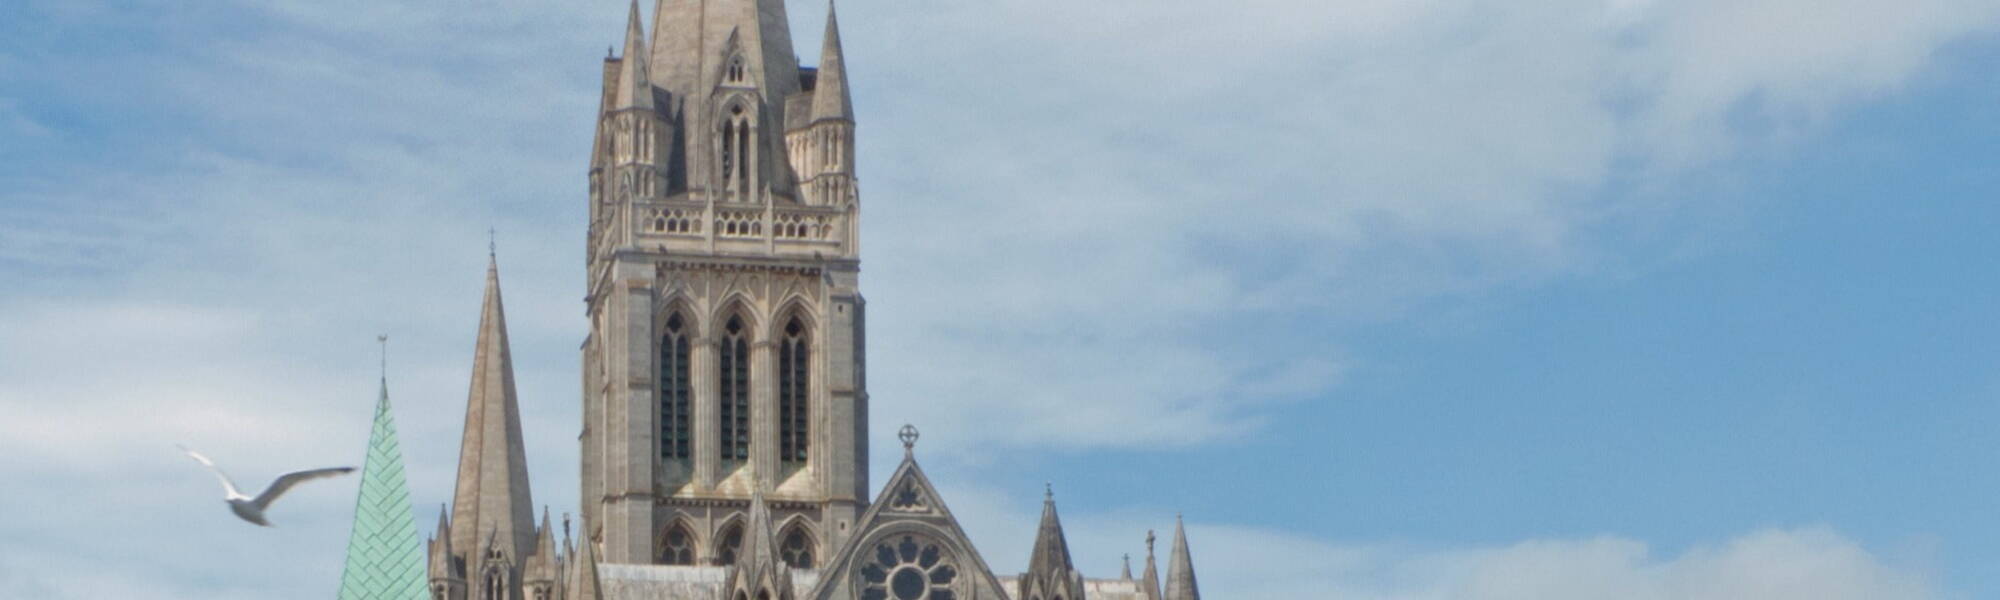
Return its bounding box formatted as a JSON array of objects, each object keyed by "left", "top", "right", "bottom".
[{"left": 3, "top": 0, "right": 1999, "bottom": 598}]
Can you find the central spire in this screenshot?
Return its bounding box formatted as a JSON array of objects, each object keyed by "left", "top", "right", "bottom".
[{"left": 448, "top": 255, "right": 536, "bottom": 561}]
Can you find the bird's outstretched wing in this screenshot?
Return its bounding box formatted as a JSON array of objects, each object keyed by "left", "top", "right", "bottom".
[
  {"left": 250, "top": 467, "right": 355, "bottom": 510},
  {"left": 178, "top": 444, "right": 244, "bottom": 499}
]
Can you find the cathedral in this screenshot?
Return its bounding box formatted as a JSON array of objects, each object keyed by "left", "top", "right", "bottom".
[{"left": 419, "top": 2, "right": 1203, "bottom": 599}]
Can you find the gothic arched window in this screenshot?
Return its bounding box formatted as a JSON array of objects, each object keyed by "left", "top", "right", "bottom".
[
  {"left": 482, "top": 566, "right": 507, "bottom": 600},
  {"left": 715, "top": 520, "right": 746, "bottom": 565},
  {"left": 780, "top": 524, "right": 815, "bottom": 568},
  {"left": 727, "top": 54, "right": 748, "bottom": 84},
  {"left": 718, "top": 314, "right": 751, "bottom": 461},
  {"left": 660, "top": 312, "right": 691, "bottom": 460},
  {"left": 720, "top": 103, "right": 752, "bottom": 193},
  {"left": 660, "top": 521, "right": 696, "bottom": 565},
  {"left": 778, "top": 315, "right": 810, "bottom": 463}
]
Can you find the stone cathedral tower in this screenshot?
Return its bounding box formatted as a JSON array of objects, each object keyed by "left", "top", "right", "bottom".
[
  {"left": 424, "top": 2, "right": 1202, "bottom": 599},
  {"left": 581, "top": 0, "right": 867, "bottom": 570}
]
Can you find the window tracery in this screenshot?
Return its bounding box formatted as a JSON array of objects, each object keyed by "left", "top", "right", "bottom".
[
  {"left": 858, "top": 535, "right": 958, "bottom": 600},
  {"left": 715, "top": 520, "right": 746, "bottom": 565},
  {"left": 780, "top": 524, "right": 815, "bottom": 568},
  {"left": 660, "top": 521, "right": 696, "bottom": 565}
]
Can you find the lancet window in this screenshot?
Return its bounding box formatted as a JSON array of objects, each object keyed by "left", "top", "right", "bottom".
[
  {"left": 660, "top": 521, "right": 696, "bottom": 565},
  {"left": 660, "top": 312, "right": 691, "bottom": 460},
  {"left": 715, "top": 521, "right": 746, "bottom": 565},
  {"left": 720, "top": 103, "right": 752, "bottom": 193},
  {"left": 780, "top": 525, "right": 815, "bottom": 568},
  {"left": 718, "top": 314, "right": 751, "bottom": 461},
  {"left": 778, "top": 315, "right": 810, "bottom": 463}
]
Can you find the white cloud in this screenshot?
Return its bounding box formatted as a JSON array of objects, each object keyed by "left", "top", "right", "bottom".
[
  {"left": 0, "top": 1, "right": 1993, "bottom": 596},
  {"left": 944, "top": 484, "right": 1934, "bottom": 600}
]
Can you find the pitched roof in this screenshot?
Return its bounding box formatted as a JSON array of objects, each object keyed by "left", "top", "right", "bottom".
[{"left": 806, "top": 447, "right": 1010, "bottom": 600}]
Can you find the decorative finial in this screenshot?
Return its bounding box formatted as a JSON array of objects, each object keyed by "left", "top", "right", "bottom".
[
  {"left": 563, "top": 512, "right": 572, "bottom": 543},
  {"left": 376, "top": 334, "right": 388, "bottom": 379},
  {"left": 488, "top": 227, "right": 497, "bottom": 258},
  {"left": 898, "top": 423, "right": 919, "bottom": 455},
  {"left": 1146, "top": 530, "right": 1156, "bottom": 555},
  {"left": 1045, "top": 482, "right": 1053, "bottom": 501}
]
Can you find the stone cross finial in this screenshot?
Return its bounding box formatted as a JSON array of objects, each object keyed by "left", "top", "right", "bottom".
[
  {"left": 898, "top": 424, "right": 919, "bottom": 456},
  {"left": 1045, "top": 482, "right": 1053, "bottom": 501},
  {"left": 1146, "top": 530, "right": 1156, "bottom": 556}
]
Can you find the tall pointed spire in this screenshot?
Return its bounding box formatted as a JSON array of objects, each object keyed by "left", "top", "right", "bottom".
[
  {"left": 1140, "top": 530, "right": 1162, "bottom": 600},
  {"left": 810, "top": 0, "right": 853, "bottom": 123},
  {"left": 448, "top": 255, "right": 536, "bottom": 562},
  {"left": 566, "top": 518, "right": 603, "bottom": 600},
  {"left": 1162, "top": 516, "right": 1201, "bottom": 600},
  {"left": 614, "top": 0, "right": 654, "bottom": 110},
  {"left": 338, "top": 351, "right": 429, "bottom": 600}
]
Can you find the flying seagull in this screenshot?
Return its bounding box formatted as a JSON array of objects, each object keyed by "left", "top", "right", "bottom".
[{"left": 178, "top": 444, "right": 354, "bottom": 527}]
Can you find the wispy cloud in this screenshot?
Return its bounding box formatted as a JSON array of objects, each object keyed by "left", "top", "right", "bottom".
[{"left": 0, "top": 0, "right": 1993, "bottom": 597}]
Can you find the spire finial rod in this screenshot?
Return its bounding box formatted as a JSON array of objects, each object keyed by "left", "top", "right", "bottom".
[
  {"left": 1045, "top": 482, "right": 1053, "bottom": 501},
  {"left": 376, "top": 334, "right": 388, "bottom": 380},
  {"left": 488, "top": 227, "right": 497, "bottom": 259}
]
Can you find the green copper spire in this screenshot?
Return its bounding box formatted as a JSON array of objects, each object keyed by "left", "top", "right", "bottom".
[{"left": 338, "top": 338, "right": 427, "bottom": 600}]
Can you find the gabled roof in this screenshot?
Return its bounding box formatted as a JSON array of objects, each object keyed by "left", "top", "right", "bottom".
[{"left": 806, "top": 447, "right": 1009, "bottom": 600}]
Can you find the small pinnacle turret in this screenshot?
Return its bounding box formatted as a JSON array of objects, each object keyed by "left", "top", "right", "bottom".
[
  {"left": 1163, "top": 517, "right": 1201, "bottom": 600},
  {"left": 1019, "top": 486, "right": 1084, "bottom": 600},
  {"left": 613, "top": 0, "right": 653, "bottom": 111},
  {"left": 1141, "top": 530, "right": 1162, "bottom": 600},
  {"left": 809, "top": 0, "right": 853, "bottom": 124}
]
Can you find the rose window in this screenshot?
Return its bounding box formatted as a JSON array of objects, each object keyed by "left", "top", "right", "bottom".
[{"left": 858, "top": 535, "right": 958, "bottom": 600}]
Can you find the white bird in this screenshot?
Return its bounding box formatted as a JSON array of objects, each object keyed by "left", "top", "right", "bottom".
[{"left": 178, "top": 444, "right": 354, "bottom": 527}]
